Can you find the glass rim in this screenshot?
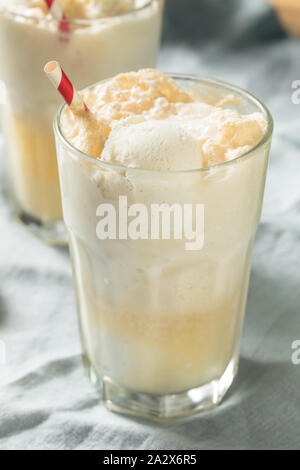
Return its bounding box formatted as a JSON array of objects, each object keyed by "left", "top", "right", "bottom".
[
  {"left": 54, "top": 73, "right": 274, "bottom": 175},
  {"left": 0, "top": 0, "right": 155, "bottom": 25}
]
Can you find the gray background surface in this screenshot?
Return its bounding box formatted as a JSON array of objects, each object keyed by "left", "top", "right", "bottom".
[{"left": 0, "top": 0, "right": 300, "bottom": 450}]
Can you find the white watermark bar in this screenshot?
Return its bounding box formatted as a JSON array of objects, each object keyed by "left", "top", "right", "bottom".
[
  {"left": 291, "top": 340, "right": 300, "bottom": 365},
  {"left": 0, "top": 80, "right": 6, "bottom": 105},
  {"left": 96, "top": 196, "right": 205, "bottom": 251},
  {"left": 0, "top": 340, "right": 6, "bottom": 365}
]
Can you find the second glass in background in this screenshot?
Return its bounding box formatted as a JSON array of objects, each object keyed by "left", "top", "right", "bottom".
[{"left": 0, "top": 0, "right": 164, "bottom": 243}]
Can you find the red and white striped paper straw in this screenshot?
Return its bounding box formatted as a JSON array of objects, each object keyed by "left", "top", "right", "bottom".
[
  {"left": 44, "top": 61, "right": 89, "bottom": 113},
  {"left": 44, "top": 0, "right": 69, "bottom": 32}
]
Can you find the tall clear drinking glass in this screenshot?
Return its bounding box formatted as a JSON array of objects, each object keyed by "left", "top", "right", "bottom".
[
  {"left": 54, "top": 75, "right": 273, "bottom": 420},
  {"left": 0, "top": 0, "right": 164, "bottom": 243}
]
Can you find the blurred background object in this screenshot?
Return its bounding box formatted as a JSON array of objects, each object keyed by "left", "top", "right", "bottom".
[
  {"left": 268, "top": 0, "right": 300, "bottom": 38},
  {"left": 162, "top": 0, "right": 286, "bottom": 46}
]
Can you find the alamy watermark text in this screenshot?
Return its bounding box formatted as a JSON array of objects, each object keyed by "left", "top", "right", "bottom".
[{"left": 96, "top": 196, "right": 205, "bottom": 251}]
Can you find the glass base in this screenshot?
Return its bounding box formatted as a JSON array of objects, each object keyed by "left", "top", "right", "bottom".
[
  {"left": 84, "top": 356, "right": 238, "bottom": 421},
  {"left": 15, "top": 208, "right": 67, "bottom": 245}
]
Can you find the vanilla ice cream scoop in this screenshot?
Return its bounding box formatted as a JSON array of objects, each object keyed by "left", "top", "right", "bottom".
[{"left": 101, "top": 120, "right": 203, "bottom": 171}]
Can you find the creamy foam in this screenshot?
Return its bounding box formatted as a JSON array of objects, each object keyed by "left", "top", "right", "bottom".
[
  {"left": 0, "top": 0, "right": 146, "bottom": 19},
  {"left": 61, "top": 69, "right": 267, "bottom": 169}
]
